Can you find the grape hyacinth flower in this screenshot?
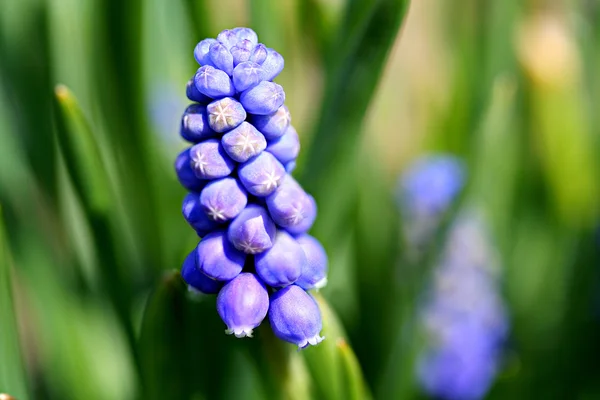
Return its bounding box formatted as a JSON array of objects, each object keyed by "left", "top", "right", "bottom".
[
  {"left": 175, "top": 27, "right": 327, "bottom": 347},
  {"left": 397, "top": 155, "right": 465, "bottom": 259},
  {"left": 398, "top": 156, "right": 509, "bottom": 400}
]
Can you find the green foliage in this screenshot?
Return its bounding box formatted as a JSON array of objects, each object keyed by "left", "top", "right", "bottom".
[{"left": 1, "top": 0, "right": 600, "bottom": 399}]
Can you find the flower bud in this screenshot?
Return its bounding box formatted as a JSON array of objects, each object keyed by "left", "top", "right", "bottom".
[
  {"left": 238, "top": 151, "right": 286, "bottom": 197},
  {"left": 261, "top": 48, "right": 284, "bottom": 81},
  {"left": 249, "top": 44, "right": 268, "bottom": 64},
  {"left": 175, "top": 149, "right": 205, "bottom": 192},
  {"left": 228, "top": 204, "right": 276, "bottom": 254},
  {"left": 206, "top": 97, "right": 246, "bottom": 133},
  {"left": 209, "top": 42, "right": 234, "bottom": 76},
  {"left": 294, "top": 234, "right": 328, "bottom": 290},
  {"left": 216, "top": 29, "right": 239, "bottom": 50},
  {"left": 221, "top": 121, "right": 267, "bottom": 162},
  {"left": 251, "top": 104, "right": 291, "bottom": 140},
  {"left": 217, "top": 272, "right": 269, "bottom": 338},
  {"left": 266, "top": 125, "right": 300, "bottom": 164},
  {"left": 265, "top": 176, "right": 316, "bottom": 234},
  {"left": 268, "top": 285, "right": 324, "bottom": 348},
  {"left": 230, "top": 39, "right": 253, "bottom": 66},
  {"left": 200, "top": 177, "right": 248, "bottom": 222},
  {"left": 194, "top": 38, "right": 218, "bottom": 66},
  {"left": 195, "top": 65, "right": 235, "bottom": 99},
  {"left": 196, "top": 231, "right": 246, "bottom": 281},
  {"left": 180, "top": 104, "right": 215, "bottom": 143},
  {"left": 233, "top": 61, "right": 264, "bottom": 92},
  {"left": 285, "top": 160, "right": 296, "bottom": 173},
  {"left": 186, "top": 77, "right": 211, "bottom": 103},
  {"left": 181, "top": 250, "right": 222, "bottom": 294},
  {"left": 182, "top": 192, "right": 219, "bottom": 235},
  {"left": 233, "top": 27, "right": 258, "bottom": 45},
  {"left": 255, "top": 231, "right": 306, "bottom": 287},
  {"left": 240, "top": 81, "right": 285, "bottom": 115},
  {"left": 189, "top": 139, "right": 235, "bottom": 179}
]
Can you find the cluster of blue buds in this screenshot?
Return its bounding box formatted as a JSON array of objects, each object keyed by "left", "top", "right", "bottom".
[
  {"left": 398, "top": 156, "right": 509, "bottom": 400},
  {"left": 175, "top": 27, "right": 327, "bottom": 348}
]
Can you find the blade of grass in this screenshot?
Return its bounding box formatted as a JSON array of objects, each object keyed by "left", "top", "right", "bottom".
[{"left": 0, "top": 206, "right": 29, "bottom": 400}]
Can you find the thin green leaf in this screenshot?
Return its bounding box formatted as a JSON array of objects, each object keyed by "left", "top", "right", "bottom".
[
  {"left": 337, "top": 338, "right": 372, "bottom": 400},
  {"left": 0, "top": 206, "right": 29, "bottom": 400}
]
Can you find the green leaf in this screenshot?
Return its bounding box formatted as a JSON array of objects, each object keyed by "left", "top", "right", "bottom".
[
  {"left": 0, "top": 206, "right": 29, "bottom": 399},
  {"left": 54, "top": 85, "right": 111, "bottom": 215},
  {"left": 303, "top": 293, "right": 372, "bottom": 400},
  {"left": 300, "top": 0, "right": 410, "bottom": 243}
]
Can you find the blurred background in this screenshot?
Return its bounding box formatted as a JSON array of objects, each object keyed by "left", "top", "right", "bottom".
[{"left": 1, "top": 0, "right": 600, "bottom": 399}]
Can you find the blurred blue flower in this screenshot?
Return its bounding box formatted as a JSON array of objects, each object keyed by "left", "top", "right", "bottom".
[
  {"left": 398, "top": 154, "right": 465, "bottom": 255},
  {"left": 176, "top": 27, "right": 327, "bottom": 346},
  {"left": 398, "top": 155, "right": 508, "bottom": 400},
  {"left": 416, "top": 214, "right": 509, "bottom": 400}
]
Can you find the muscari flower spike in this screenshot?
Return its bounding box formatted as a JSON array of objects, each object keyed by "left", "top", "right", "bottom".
[
  {"left": 398, "top": 155, "right": 509, "bottom": 400},
  {"left": 174, "top": 27, "right": 327, "bottom": 348}
]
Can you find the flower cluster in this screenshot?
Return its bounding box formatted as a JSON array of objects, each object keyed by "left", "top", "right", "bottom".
[
  {"left": 398, "top": 156, "right": 509, "bottom": 400},
  {"left": 175, "top": 27, "right": 327, "bottom": 348}
]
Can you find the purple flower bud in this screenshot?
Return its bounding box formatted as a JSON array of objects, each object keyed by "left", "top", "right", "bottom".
[
  {"left": 230, "top": 39, "right": 253, "bottom": 66},
  {"left": 216, "top": 29, "right": 239, "bottom": 50},
  {"left": 265, "top": 176, "right": 316, "bottom": 234},
  {"left": 227, "top": 204, "right": 276, "bottom": 254},
  {"left": 217, "top": 272, "right": 269, "bottom": 338},
  {"left": 186, "top": 78, "right": 211, "bottom": 103},
  {"left": 200, "top": 177, "right": 248, "bottom": 222},
  {"left": 233, "top": 61, "right": 264, "bottom": 92},
  {"left": 238, "top": 151, "right": 286, "bottom": 197},
  {"left": 255, "top": 231, "right": 306, "bottom": 287},
  {"left": 294, "top": 234, "right": 328, "bottom": 290},
  {"left": 189, "top": 139, "right": 235, "bottom": 179},
  {"left": 249, "top": 44, "right": 268, "bottom": 64},
  {"left": 181, "top": 250, "right": 223, "bottom": 294},
  {"left": 240, "top": 81, "right": 285, "bottom": 115},
  {"left": 285, "top": 161, "right": 296, "bottom": 173},
  {"left": 261, "top": 48, "right": 284, "bottom": 81},
  {"left": 206, "top": 97, "right": 246, "bottom": 133},
  {"left": 209, "top": 42, "right": 234, "bottom": 76},
  {"left": 266, "top": 125, "right": 300, "bottom": 165},
  {"left": 268, "top": 285, "right": 324, "bottom": 348},
  {"left": 221, "top": 122, "right": 267, "bottom": 163},
  {"left": 182, "top": 192, "right": 219, "bottom": 235},
  {"left": 233, "top": 27, "right": 258, "bottom": 46},
  {"left": 194, "top": 38, "right": 217, "bottom": 66},
  {"left": 196, "top": 231, "right": 246, "bottom": 281},
  {"left": 180, "top": 104, "right": 215, "bottom": 143},
  {"left": 175, "top": 149, "right": 205, "bottom": 192},
  {"left": 251, "top": 105, "right": 291, "bottom": 140},
  {"left": 195, "top": 65, "right": 235, "bottom": 99}
]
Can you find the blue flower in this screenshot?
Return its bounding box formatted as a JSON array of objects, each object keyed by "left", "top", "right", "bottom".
[
  {"left": 269, "top": 285, "right": 324, "bottom": 348},
  {"left": 251, "top": 105, "right": 291, "bottom": 140},
  {"left": 181, "top": 250, "right": 223, "bottom": 294},
  {"left": 221, "top": 121, "right": 267, "bottom": 162},
  {"left": 189, "top": 139, "right": 235, "bottom": 179},
  {"left": 177, "top": 27, "right": 326, "bottom": 346},
  {"left": 239, "top": 81, "right": 285, "bottom": 115},
  {"left": 217, "top": 273, "right": 269, "bottom": 338},
  {"left": 199, "top": 177, "right": 248, "bottom": 222},
  {"left": 255, "top": 230, "right": 306, "bottom": 287},
  {"left": 180, "top": 104, "right": 215, "bottom": 143},
  {"left": 196, "top": 231, "right": 246, "bottom": 281},
  {"left": 227, "top": 204, "right": 276, "bottom": 254},
  {"left": 206, "top": 97, "right": 246, "bottom": 133},
  {"left": 294, "top": 234, "right": 328, "bottom": 290}
]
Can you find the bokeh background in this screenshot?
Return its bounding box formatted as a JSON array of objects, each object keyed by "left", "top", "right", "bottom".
[{"left": 1, "top": 0, "right": 600, "bottom": 399}]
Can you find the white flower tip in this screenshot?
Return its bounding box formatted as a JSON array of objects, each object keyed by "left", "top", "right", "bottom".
[
  {"left": 225, "top": 327, "right": 254, "bottom": 338},
  {"left": 297, "top": 334, "right": 325, "bottom": 349},
  {"left": 313, "top": 277, "right": 328, "bottom": 290}
]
